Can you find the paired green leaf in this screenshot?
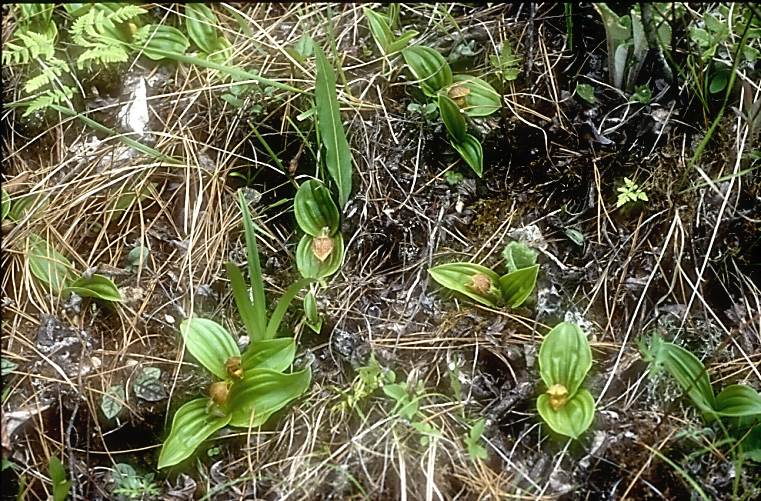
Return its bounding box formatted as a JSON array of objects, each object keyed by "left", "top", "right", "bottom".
[
  {"left": 49, "top": 456, "right": 74, "bottom": 501},
  {"left": 227, "top": 368, "right": 312, "bottom": 428},
  {"left": 427, "top": 263, "right": 501, "bottom": 307},
  {"left": 185, "top": 4, "right": 218, "bottom": 54},
  {"left": 499, "top": 264, "right": 539, "bottom": 308},
  {"left": 63, "top": 274, "right": 121, "bottom": 302},
  {"left": 296, "top": 233, "right": 344, "bottom": 280},
  {"left": 714, "top": 385, "right": 761, "bottom": 417},
  {"left": 537, "top": 389, "right": 595, "bottom": 439},
  {"left": 402, "top": 46, "right": 452, "bottom": 96},
  {"left": 537, "top": 322, "right": 595, "bottom": 439},
  {"left": 294, "top": 179, "right": 340, "bottom": 237},
  {"left": 314, "top": 45, "right": 353, "bottom": 208},
  {"left": 180, "top": 318, "right": 241, "bottom": 380},
  {"left": 157, "top": 398, "right": 232, "bottom": 469},
  {"left": 451, "top": 134, "right": 483, "bottom": 177},
  {"left": 448, "top": 75, "right": 501, "bottom": 117}
]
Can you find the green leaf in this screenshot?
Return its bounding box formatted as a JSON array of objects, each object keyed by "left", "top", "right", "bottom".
[
  {"left": 26, "top": 233, "right": 75, "bottom": 295},
  {"left": 241, "top": 338, "right": 296, "bottom": 372},
  {"left": 576, "top": 83, "right": 596, "bottom": 104},
  {"left": 294, "top": 179, "right": 340, "bottom": 237},
  {"left": 101, "top": 384, "right": 125, "bottom": 420},
  {"left": 464, "top": 418, "right": 488, "bottom": 461},
  {"left": 498, "top": 264, "right": 539, "bottom": 307},
  {"left": 1, "top": 189, "right": 10, "bottom": 220},
  {"left": 427, "top": 262, "right": 501, "bottom": 307},
  {"left": 364, "top": 8, "right": 392, "bottom": 54},
  {"left": 63, "top": 274, "right": 122, "bottom": 302},
  {"left": 640, "top": 334, "right": 716, "bottom": 414},
  {"left": 227, "top": 367, "right": 311, "bottom": 428},
  {"left": 158, "top": 398, "right": 232, "bottom": 469},
  {"left": 713, "top": 385, "right": 761, "bottom": 418},
  {"left": 185, "top": 4, "right": 219, "bottom": 54},
  {"left": 302, "top": 290, "right": 322, "bottom": 333},
  {"left": 1, "top": 358, "right": 18, "bottom": 377},
  {"left": 537, "top": 389, "right": 595, "bottom": 439},
  {"left": 438, "top": 94, "right": 466, "bottom": 143},
  {"left": 630, "top": 84, "right": 651, "bottom": 104},
  {"left": 296, "top": 233, "right": 344, "bottom": 280},
  {"left": 49, "top": 456, "right": 74, "bottom": 501},
  {"left": 314, "top": 45, "right": 353, "bottom": 208},
  {"left": 265, "top": 277, "right": 315, "bottom": 340},
  {"left": 132, "top": 367, "right": 166, "bottom": 402},
  {"left": 449, "top": 75, "right": 501, "bottom": 117},
  {"left": 451, "top": 134, "right": 483, "bottom": 177},
  {"left": 402, "top": 46, "right": 452, "bottom": 96},
  {"left": 538, "top": 322, "right": 592, "bottom": 397},
  {"left": 135, "top": 24, "right": 190, "bottom": 60},
  {"left": 237, "top": 190, "right": 268, "bottom": 337},
  {"left": 180, "top": 318, "right": 240, "bottom": 380},
  {"left": 388, "top": 30, "right": 418, "bottom": 54},
  {"left": 565, "top": 228, "right": 584, "bottom": 246},
  {"left": 224, "top": 261, "right": 261, "bottom": 342},
  {"left": 502, "top": 241, "right": 538, "bottom": 273},
  {"left": 8, "top": 192, "right": 48, "bottom": 221}
]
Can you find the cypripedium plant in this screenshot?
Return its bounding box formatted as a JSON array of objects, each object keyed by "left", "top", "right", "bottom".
[
  {"left": 294, "top": 179, "right": 343, "bottom": 281},
  {"left": 427, "top": 241, "right": 540, "bottom": 308},
  {"left": 536, "top": 322, "right": 595, "bottom": 439},
  {"left": 158, "top": 191, "right": 312, "bottom": 469}
]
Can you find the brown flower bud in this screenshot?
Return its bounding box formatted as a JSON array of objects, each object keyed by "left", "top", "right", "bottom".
[
  {"left": 311, "top": 236, "right": 334, "bottom": 262},
  {"left": 209, "top": 381, "right": 233, "bottom": 406},
  {"left": 224, "top": 356, "right": 243, "bottom": 380},
  {"left": 546, "top": 384, "right": 569, "bottom": 410},
  {"left": 447, "top": 85, "right": 470, "bottom": 108},
  {"left": 467, "top": 273, "right": 493, "bottom": 297}
]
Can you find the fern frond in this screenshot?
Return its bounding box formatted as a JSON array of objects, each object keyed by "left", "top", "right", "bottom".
[
  {"left": 2, "top": 42, "right": 29, "bottom": 65},
  {"left": 111, "top": 5, "right": 147, "bottom": 23},
  {"left": 71, "top": 11, "right": 90, "bottom": 36},
  {"left": 77, "top": 45, "right": 128, "bottom": 70},
  {"left": 17, "top": 31, "right": 55, "bottom": 60},
  {"left": 22, "top": 87, "right": 74, "bottom": 117}
]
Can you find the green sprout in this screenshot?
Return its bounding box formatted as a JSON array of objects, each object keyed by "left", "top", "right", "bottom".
[{"left": 616, "top": 177, "right": 648, "bottom": 208}]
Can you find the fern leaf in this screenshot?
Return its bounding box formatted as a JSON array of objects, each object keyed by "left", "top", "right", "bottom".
[
  {"left": 111, "top": 5, "right": 147, "bottom": 23},
  {"left": 2, "top": 42, "right": 29, "bottom": 65},
  {"left": 17, "top": 31, "right": 55, "bottom": 60},
  {"left": 76, "top": 45, "right": 128, "bottom": 70},
  {"left": 71, "top": 12, "right": 90, "bottom": 36},
  {"left": 23, "top": 87, "right": 74, "bottom": 117},
  {"left": 25, "top": 65, "right": 62, "bottom": 93}
]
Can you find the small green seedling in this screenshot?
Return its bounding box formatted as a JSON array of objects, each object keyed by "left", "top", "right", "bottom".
[
  {"left": 110, "top": 463, "right": 160, "bottom": 500},
  {"left": 49, "top": 456, "right": 73, "bottom": 501},
  {"left": 158, "top": 190, "right": 313, "bottom": 469},
  {"left": 639, "top": 333, "right": 761, "bottom": 420},
  {"left": 536, "top": 322, "right": 595, "bottom": 439},
  {"left": 428, "top": 241, "right": 540, "bottom": 308},
  {"left": 575, "top": 82, "right": 596, "bottom": 105},
  {"left": 464, "top": 418, "right": 488, "bottom": 461},
  {"left": 489, "top": 40, "right": 521, "bottom": 84},
  {"left": 302, "top": 290, "right": 323, "bottom": 333},
  {"left": 364, "top": 7, "right": 418, "bottom": 56},
  {"left": 616, "top": 177, "right": 648, "bottom": 208}
]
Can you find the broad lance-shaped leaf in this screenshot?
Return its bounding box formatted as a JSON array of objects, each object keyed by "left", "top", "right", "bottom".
[
  {"left": 227, "top": 367, "right": 312, "bottom": 428},
  {"left": 451, "top": 134, "right": 483, "bottom": 177},
  {"left": 402, "top": 46, "right": 452, "bottom": 96},
  {"left": 537, "top": 389, "right": 595, "bottom": 439},
  {"left": 314, "top": 45, "right": 353, "bottom": 208},
  {"left": 63, "top": 274, "right": 122, "bottom": 302},
  {"left": 438, "top": 94, "right": 466, "bottom": 143},
  {"left": 294, "top": 179, "right": 340, "bottom": 237},
  {"left": 539, "top": 322, "right": 592, "bottom": 398},
  {"left": 158, "top": 398, "right": 232, "bottom": 469},
  {"left": 714, "top": 384, "right": 761, "bottom": 417},
  {"left": 242, "top": 338, "right": 296, "bottom": 372},
  {"left": 181, "top": 318, "right": 240, "bottom": 380},
  {"left": 428, "top": 262, "right": 501, "bottom": 307},
  {"left": 499, "top": 264, "right": 539, "bottom": 308},
  {"left": 26, "top": 233, "right": 75, "bottom": 295}
]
